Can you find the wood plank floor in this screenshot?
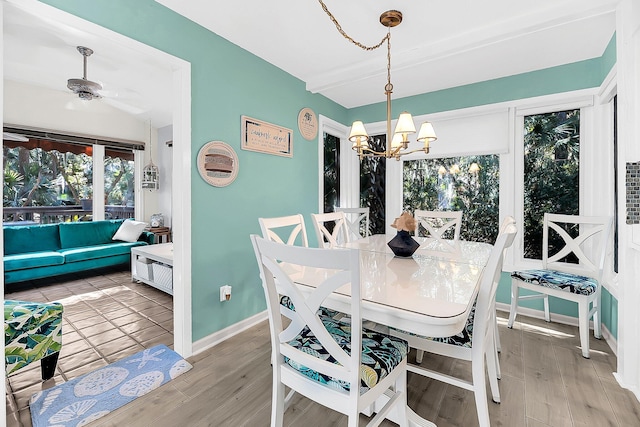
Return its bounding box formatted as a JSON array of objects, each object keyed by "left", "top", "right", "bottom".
[
  {"left": 85, "top": 313, "right": 639, "bottom": 427},
  {"left": 6, "top": 268, "right": 640, "bottom": 426}
]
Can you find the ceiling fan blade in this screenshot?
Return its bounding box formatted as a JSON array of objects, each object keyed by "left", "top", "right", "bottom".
[{"left": 102, "top": 97, "right": 148, "bottom": 115}]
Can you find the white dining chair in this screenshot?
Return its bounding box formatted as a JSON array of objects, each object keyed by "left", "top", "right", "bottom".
[
  {"left": 387, "top": 217, "right": 517, "bottom": 427},
  {"left": 492, "top": 216, "right": 517, "bottom": 380},
  {"left": 311, "top": 211, "right": 351, "bottom": 248},
  {"left": 508, "top": 213, "right": 612, "bottom": 358},
  {"left": 258, "top": 214, "right": 340, "bottom": 320},
  {"left": 335, "top": 207, "right": 371, "bottom": 240},
  {"left": 259, "top": 214, "right": 309, "bottom": 247},
  {"left": 251, "top": 235, "right": 409, "bottom": 427},
  {"left": 414, "top": 210, "right": 462, "bottom": 241}
]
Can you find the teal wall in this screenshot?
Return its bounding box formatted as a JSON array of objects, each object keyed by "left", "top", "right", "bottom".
[
  {"left": 39, "top": 1, "right": 618, "bottom": 341},
  {"left": 349, "top": 45, "right": 615, "bottom": 123},
  {"left": 39, "top": 0, "right": 347, "bottom": 341}
]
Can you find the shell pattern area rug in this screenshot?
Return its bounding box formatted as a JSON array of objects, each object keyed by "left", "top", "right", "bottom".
[{"left": 29, "top": 344, "right": 192, "bottom": 427}]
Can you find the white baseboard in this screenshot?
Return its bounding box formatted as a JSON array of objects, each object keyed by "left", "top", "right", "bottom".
[
  {"left": 191, "top": 310, "right": 268, "bottom": 356},
  {"left": 613, "top": 373, "right": 640, "bottom": 402},
  {"left": 495, "top": 302, "right": 617, "bottom": 355}
]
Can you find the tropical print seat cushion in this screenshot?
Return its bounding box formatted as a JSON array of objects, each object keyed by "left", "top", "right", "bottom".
[
  {"left": 279, "top": 295, "right": 343, "bottom": 320},
  {"left": 4, "top": 300, "right": 63, "bottom": 375},
  {"left": 284, "top": 316, "right": 408, "bottom": 393},
  {"left": 511, "top": 269, "right": 598, "bottom": 295},
  {"left": 390, "top": 303, "right": 476, "bottom": 348}
]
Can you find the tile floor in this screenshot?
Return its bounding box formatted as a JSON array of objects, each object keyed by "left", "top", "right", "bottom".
[{"left": 5, "top": 266, "right": 173, "bottom": 427}]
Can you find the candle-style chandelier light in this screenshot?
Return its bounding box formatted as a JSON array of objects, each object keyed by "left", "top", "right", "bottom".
[{"left": 318, "top": 1, "right": 437, "bottom": 160}]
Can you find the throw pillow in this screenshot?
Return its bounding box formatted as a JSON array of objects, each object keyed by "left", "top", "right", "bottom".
[{"left": 112, "top": 220, "right": 148, "bottom": 243}]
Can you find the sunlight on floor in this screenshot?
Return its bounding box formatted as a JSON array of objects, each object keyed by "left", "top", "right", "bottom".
[{"left": 496, "top": 316, "right": 575, "bottom": 338}]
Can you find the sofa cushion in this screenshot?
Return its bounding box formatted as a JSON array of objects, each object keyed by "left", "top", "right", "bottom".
[
  {"left": 59, "top": 241, "right": 146, "bottom": 263},
  {"left": 58, "top": 220, "right": 125, "bottom": 249},
  {"left": 4, "top": 252, "right": 65, "bottom": 272},
  {"left": 4, "top": 223, "right": 61, "bottom": 255},
  {"left": 112, "top": 220, "right": 148, "bottom": 243}
]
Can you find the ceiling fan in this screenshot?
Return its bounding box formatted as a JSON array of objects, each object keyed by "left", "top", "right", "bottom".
[{"left": 67, "top": 46, "right": 103, "bottom": 100}]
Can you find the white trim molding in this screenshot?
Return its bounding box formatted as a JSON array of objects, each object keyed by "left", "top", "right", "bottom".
[{"left": 192, "top": 311, "right": 268, "bottom": 356}]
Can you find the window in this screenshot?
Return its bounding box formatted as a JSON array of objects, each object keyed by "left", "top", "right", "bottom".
[
  {"left": 360, "top": 135, "right": 386, "bottom": 234},
  {"left": 3, "top": 131, "right": 140, "bottom": 223},
  {"left": 3, "top": 142, "right": 92, "bottom": 207},
  {"left": 3, "top": 142, "right": 94, "bottom": 223},
  {"left": 522, "top": 109, "right": 580, "bottom": 260},
  {"left": 105, "top": 151, "right": 135, "bottom": 219},
  {"left": 403, "top": 155, "right": 499, "bottom": 243},
  {"left": 323, "top": 132, "right": 340, "bottom": 214}
]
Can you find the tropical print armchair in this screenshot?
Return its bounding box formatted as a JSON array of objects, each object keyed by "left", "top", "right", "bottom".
[{"left": 4, "top": 300, "right": 63, "bottom": 380}]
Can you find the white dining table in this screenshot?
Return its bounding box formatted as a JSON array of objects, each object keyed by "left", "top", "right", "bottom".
[{"left": 282, "top": 233, "right": 494, "bottom": 427}]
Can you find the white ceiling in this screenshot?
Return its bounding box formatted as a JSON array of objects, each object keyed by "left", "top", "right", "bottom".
[
  {"left": 3, "top": 0, "right": 619, "bottom": 128},
  {"left": 156, "top": 0, "right": 618, "bottom": 108},
  {"left": 3, "top": 2, "right": 175, "bottom": 127}
]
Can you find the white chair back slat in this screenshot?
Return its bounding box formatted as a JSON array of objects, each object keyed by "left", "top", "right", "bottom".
[
  {"left": 259, "top": 214, "right": 309, "bottom": 247},
  {"left": 414, "top": 210, "right": 462, "bottom": 241},
  {"left": 336, "top": 207, "right": 371, "bottom": 239},
  {"left": 542, "top": 213, "right": 611, "bottom": 280},
  {"left": 311, "top": 211, "right": 351, "bottom": 248}
]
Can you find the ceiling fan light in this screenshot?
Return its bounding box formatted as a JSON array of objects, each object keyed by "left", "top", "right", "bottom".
[
  {"left": 67, "top": 46, "right": 103, "bottom": 100},
  {"left": 67, "top": 78, "right": 103, "bottom": 99}
]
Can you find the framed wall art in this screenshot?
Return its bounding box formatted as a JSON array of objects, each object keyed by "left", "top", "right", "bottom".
[
  {"left": 241, "top": 115, "right": 293, "bottom": 158},
  {"left": 298, "top": 107, "right": 318, "bottom": 141},
  {"left": 197, "top": 141, "right": 239, "bottom": 187}
]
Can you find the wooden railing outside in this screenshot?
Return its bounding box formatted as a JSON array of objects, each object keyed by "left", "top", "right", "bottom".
[{"left": 3, "top": 205, "right": 135, "bottom": 225}]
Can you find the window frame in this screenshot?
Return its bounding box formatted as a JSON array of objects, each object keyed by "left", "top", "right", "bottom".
[
  {"left": 329, "top": 89, "right": 615, "bottom": 284},
  {"left": 512, "top": 98, "right": 594, "bottom": 272}
]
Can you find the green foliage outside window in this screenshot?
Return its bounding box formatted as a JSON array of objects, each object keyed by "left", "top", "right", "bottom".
[
  {"left": 3, "top": 145, "right": 134, "bottom": 208},
  {"left": 360, "top": 135, "right": 386, "bottom": 235},
  {"left": 104, "top": 156, "right": 135, "bottom": 206},
  {"left": 3, "top": 146, "right": 92, "bottom": 207},
  {"left": 403, "top": 155, "right": 500, "bottom": 243},
  {"left": 523, "top": 109, "right": 580, "bottom": 260},
  {"left": 323, "top": 133, "right": 340, "bottom": 214}
]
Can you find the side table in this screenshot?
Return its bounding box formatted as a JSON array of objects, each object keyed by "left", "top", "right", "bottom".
[{"left": 147, "top": 227, "right": 172, "bottom": 244}]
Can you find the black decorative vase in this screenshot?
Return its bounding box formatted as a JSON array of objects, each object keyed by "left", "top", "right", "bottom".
[{"left": 387, "top": 230, "right": 420, "bottom": 258}]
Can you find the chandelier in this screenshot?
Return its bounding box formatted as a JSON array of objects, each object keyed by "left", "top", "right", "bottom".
[{"left": 319, "top": 1, "right": 437, "bottom": 160}]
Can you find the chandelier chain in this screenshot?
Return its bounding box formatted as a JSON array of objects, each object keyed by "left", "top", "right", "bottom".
[
  {"left": 318, "top": 2, "right": 437, "bottom": 160},
  {"left": 386, "top": 27, "right": 392, "bottom": 92},
  {"left": 317, "top": 0, "right": 389, "bottom": 52}
]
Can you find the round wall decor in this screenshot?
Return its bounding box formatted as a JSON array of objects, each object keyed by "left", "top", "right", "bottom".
[
  {"left": 298, "top": 107, "right": 318, "bottom": 141},
  {"left": 197, "top": 141, "right": 239, "bottom": 187}
]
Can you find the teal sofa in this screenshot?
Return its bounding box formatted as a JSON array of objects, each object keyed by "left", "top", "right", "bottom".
[{"left": 3, "top": 219, "right": 153, "bottom": 285}]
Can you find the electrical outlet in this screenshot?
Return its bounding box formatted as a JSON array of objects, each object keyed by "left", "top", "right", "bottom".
[{"left": 220, "top": 285, "right": 232, "bottom": 302}]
